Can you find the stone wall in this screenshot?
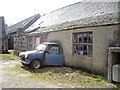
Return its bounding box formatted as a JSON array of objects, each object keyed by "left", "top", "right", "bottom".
[
  {"left": 14, "top": 34, "right": 28, "bottom": 56},
  {"left": 14, "top": 33, "right": 47, "bottom": 56},
  {"left": 47, "top": 24, "right": 120, "bottom": 76}
]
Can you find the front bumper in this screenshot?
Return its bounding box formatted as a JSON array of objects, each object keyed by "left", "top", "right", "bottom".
[
  {"left": 20, "top": 55, "right": 31, "bottom": 65},
  {"left": 20, "top": 60, "right": 30, "bottom": 65}
]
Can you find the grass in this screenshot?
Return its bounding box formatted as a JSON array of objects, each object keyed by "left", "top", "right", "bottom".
[
  {"left": 6, "top": 63, "right": 118, "bottom": 88},
  {"left": 0, "top": 50, "right": 20, "bottom": 61},
  {"left": 1, "top": 50, "right": 119, "bottom": 88}
]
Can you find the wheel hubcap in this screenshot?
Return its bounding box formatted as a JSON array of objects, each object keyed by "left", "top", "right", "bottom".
[{"left": 34, "top": 61, "right": 40, "bottom": 69}]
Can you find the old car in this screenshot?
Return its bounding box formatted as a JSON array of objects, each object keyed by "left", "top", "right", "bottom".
[{"left": 19, "top": 42, "right": 64, "bottom": 69}]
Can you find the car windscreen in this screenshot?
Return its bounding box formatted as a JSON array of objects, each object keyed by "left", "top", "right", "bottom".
[{"left": 35, "top": 44, "right": 47, "bottom": 52}]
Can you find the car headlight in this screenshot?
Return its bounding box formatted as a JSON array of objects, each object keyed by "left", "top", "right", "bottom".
[
  {"left": 25, "top": 54, "right": 28, "bottom": 58},
  {"left": 25, "top": 54, "right": 29, "bottom": 61}
]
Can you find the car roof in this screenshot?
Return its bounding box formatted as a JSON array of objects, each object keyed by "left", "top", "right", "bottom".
[{"left": 42, "top": 42, "right": 59, "bottom": 45}]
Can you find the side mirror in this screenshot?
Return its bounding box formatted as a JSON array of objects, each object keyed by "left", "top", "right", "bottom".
[{"left": 44, "top": 50, "right": 50, "bottom": 54}]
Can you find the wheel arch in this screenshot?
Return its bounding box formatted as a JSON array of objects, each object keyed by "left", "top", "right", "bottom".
[{"left": 30, "top": 58, "right": 42, "bottom": 65}]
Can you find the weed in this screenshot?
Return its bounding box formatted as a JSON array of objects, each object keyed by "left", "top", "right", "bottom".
[
  {"left": 0, "top": 50, "right": 20, "bottom": 61},
  {"left": 92, "top": 75, "right": 106, "bottom": 82},
  {"left": 74, "top": 70, "right": 81, "bottom": 75}
]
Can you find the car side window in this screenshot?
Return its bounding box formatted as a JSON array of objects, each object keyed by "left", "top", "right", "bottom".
[{"left": 48, "top": 46, "right": 59, "bottom": 54}]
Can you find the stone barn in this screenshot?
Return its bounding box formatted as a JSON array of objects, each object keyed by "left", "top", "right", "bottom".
[
  {"left": 0, "top": 16, "right": 8, "bottom": 53},
  {"left": 14, "top": 18, "right": 47, "bottom": 56},
  {"left": 15, "top": 1, "right": 120, "bottom": 76},
  {"left": 6, "top": 14, "right": 40, "bottom": 49}
]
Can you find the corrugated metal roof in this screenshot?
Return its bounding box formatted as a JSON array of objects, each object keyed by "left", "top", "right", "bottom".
[{"left": 6, "top": 13, "right": 40, "bottom": 34}]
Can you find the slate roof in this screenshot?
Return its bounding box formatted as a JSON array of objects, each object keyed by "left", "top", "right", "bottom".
[
  {"left": 6, "top": 13, "right": 40, "bottom": 34},
  {"left": 24, "top": 18, "right": 43, "bottom": 33},
  {"left": 26, "top": 1, "right": 120, "bottom": 34},
  {"left": 0, "top": 16, "right": 7, "bottom": 39}
]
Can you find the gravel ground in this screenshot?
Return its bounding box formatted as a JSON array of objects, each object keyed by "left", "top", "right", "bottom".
[
  {"left": 0, "top": 60, "right": 119, "bottom": 89},
  {"left": 0, "top": 60, "right": 62, "bottom": 88}
]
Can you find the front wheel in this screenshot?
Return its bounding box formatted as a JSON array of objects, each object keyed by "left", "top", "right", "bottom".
[{"left": 30, "top": 60, "right": 42, "bottom": 69}]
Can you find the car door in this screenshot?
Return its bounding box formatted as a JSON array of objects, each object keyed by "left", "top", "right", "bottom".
[{"left": 45, "top": 45, "right": 64, "bottom": 65}]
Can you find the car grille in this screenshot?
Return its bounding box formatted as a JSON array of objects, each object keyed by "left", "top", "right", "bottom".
[{"left": 20, "top": 56, "right": 25, "bottom": 61}]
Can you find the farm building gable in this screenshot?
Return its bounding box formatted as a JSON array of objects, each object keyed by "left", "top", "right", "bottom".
[{"left": 6, "top": 14, "right": 40, "bottom": 34}]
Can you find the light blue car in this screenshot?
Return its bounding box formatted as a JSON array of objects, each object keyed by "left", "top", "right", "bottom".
[{"left": 19, "top": 42, "right": 64, "bottom": 69}]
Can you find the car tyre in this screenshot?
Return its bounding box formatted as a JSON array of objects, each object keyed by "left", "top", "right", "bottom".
[{"left": 31, "top": 60, "right": 42, "bottom": 69}]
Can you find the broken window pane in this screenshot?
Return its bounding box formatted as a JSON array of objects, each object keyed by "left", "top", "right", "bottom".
[
  {"left": 74, "top": 45, "right": 79, "bottom": 54},
  {"left": 88, "top": 32, "right": 93, "bottom": 43},
  {"left": 78, "top": 34, "right": 83, "bottom": 43},
  {"left": 83, "top": 45, "right": 87, "bottom": 55},
  {"left": 79, "top": 45, "right": 83, "bottom": 55},
  {"left": 83, "top": 33, "right": 87, "bottom": 43},
  {"left": 74, "top": 34, "right": 78, "bottom": 43},
  {"left": 73, "top": 32, "right": 93, "bottom": 56}
]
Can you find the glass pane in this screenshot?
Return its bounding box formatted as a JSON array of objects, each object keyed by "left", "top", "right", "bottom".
[
  {"left": 83, "top": 33, "right": 87, "bottom": 43},
  {"left": 74, "top": 45, "right": 79, "bottom": 55},
  {"left": 36, "top": 44, "right": 47, "bottom": 52},
  {"left": 88, "top": 45, "right": 92, "bottom": 56},
  {"left": 83, "top": 45, "right": 87, "bottom": 55},
  {"left": 48, "top": 46, "right": 59, "bottom": 54},
  {"left": 88, "top": 32, "right": 93, "bottom": 43},
  {"left": 74, "top": 45, "right": 84, "bottom": 55},
  {"left": 78, "top": 34, "right": 83, "bottom": 43},
  {"left": 78, "top": 45, "right": 83, "bottom": 55},
  {"left": 74, "top": 34, "right": 78, "bottom": 43}
]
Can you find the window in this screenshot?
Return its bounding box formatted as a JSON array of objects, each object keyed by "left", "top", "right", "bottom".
[
  {"left": 46, "top": 44, "right": 59, "bottom": 54},
  {"left": 73, "top": 32, "right": 93, "bottom": 56},
  {"left": 48, "top": 46, "right": 59, "bottom": 54}
]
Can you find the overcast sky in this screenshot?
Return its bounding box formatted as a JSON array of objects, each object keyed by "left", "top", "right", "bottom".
[{"left": 0, "top": 0, "right": 82, "bottom": 25}]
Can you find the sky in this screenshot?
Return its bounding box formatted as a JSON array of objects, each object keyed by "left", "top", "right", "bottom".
[{"left": 0, "top": 0, "right": 82, "bottom": 25}]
